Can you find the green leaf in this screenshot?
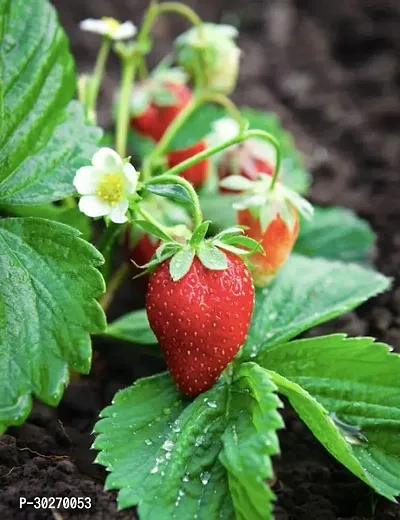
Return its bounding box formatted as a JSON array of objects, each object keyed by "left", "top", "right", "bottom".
[
  {"left": 260, "top": 334, "right": 400, "bottom": 501},
  {"left": 0, "top": 0, "right": 101, "bottom": 205},
  {"left": 197, "top": 243, "right": 228, "bottom": 270},
  {"left": 294, "top": 205, "right": 376, "bottom": 263},
  {"left": 190, "top": 221, "right": 211, "bottom": 247},
  {"left": 105, "top": 309, "right": 157, "bottom": 345},
  {"left": 127, "top": 128, "right": 155, "bottom": 162},
  {"left": 2, "top": 203, "right": 92, "bottom": 241},
  {"left": 168, "top": 104, "right": 225, "bottom": 151},
  {"left": 94, "top": 365, "right": 282, "bottom": 518},
  {"left": 135, "top": 220, "right": 175, "bottom": 243},
  {"left": 220, "top": 363, "right": 283, "bottom": 520},
  {"left": 146, "top": 184, "right": 193, "bottom": 205},
  {"left": 243, "top": 254, "right": 390, "bottom": 359},
  {"left": 242, "top": 108, "right": 311, "bottom": 195},
  {"left": 200, "top": 193, "right": 240, "bottom": 230},
  {"left": 0, "top": 217, "right": 105, "bottom": 432},
  {"left": 169, "top": 247, "right": 195, "bottom": 281}
]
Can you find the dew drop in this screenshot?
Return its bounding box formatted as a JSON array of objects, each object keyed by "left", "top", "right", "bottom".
[
  {"left": 206, "top": 401, "right": 217, "bottom": 409},
  {"left": 162, "top": 440, "right": 174, "bottom": 451},
  {"left": 183, "top": 473, "right": 190, "bottom": 482},
  {"left": 144, "top": 439, "right": 152, "bottom": 446},
  {"left": 195, "top": 435, "right": 205, "bottom": 447},
  {"left": 200, "top": 471, "right": 211, "bottom": 485},
  {"left": 150, "top": 466, "right": 159, "bottom": 474},
  {"left": 163, "top": 407, "right": 171, "bottom": 415}
]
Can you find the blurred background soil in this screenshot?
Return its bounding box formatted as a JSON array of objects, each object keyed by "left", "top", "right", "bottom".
[{"left": 1, "top": 0, "right": 400, "bottom": 518}]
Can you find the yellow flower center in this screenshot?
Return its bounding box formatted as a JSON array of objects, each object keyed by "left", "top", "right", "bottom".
[
  {"left": 97, "top": 173, "right": 125, "bottom": 205},
  {"left": 102, "top": 17, "right": 120, "bottom": 35}
]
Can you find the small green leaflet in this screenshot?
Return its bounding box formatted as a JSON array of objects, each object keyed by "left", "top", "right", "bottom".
[
  {"left": 0, "top": 218, "right": 105, "bottom": 432},
  {"left": 198, "top": 243, "right": 228, "bottom": 270},
  {"left": 259, "top": 334, "right": 400, "bottom": 501},
  {"left": 146, "top": 183, "right": 194, "bottom": 205},
  {"left": 104, "top": 309, "right": 158, "bottom": 345},
  {"left": 94, "top": 364, "right": 281, "bottom": 519},
  {"left": 0, "top": 0, "right": 101, "bottom": 205},
  {"left": 294, "top": 206, "right": 375, "bottom": 263},
  {"left": 170, "top": 247, "right": 195, "bottom": 281},
  {"left": 243, "top": 254, "right": 390, "bottom": 359}
]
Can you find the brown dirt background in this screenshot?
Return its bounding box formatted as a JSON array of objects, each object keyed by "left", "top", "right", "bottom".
[{"left": 1, "top": 0, "right": 400, "bottom": 518}]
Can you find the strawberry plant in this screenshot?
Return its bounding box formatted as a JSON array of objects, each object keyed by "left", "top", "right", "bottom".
[{"left": 0, "top": 0, "right": 399, "bottom": 519}]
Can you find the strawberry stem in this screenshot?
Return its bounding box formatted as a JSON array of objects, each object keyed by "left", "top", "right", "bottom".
[
  {"left": 85, "top": 37, "right": 111, "bottom": 125},
  {"left": 144, "top": 91, "right": 246, "bottom": 179},
  {"left": 165, "top": 129, "right": 281, "bottom": 186},
  {"left": 247, "top": 129, "right": 281, "bottom": 191},
  {"left": 137, "top": 205, "right": 174, "bottom": 237},
  {"left": 146, "top": 175, "right": 203, "bottom": 229},
  {"left": 115, "top": 55, "right": 137, "bottom": 157}
]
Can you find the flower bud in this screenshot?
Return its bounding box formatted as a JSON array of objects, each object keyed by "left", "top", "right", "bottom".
[{"left": 175, "top": 24, "right": 241, "bottom": 94}]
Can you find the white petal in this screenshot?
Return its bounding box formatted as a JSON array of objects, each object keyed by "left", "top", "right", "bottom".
[
  {"left": 214, "top": 117, "right": 240, "bottom": 142},
  {"left": 109, "top": 200, "right": 129, "bottom": 224},
  {"left": 218, "top": 24, "right": 239, "bottom": 39},
  {"left": 79, "top": 195, "right": 110, "bottom": 218},
  {"left": 80, "top": 19, "right": 108, "bottom": 35},
  {"left": 113, "top": 21, "right": 137, "bottom": 40},
  {"left": 73, "top": 166, "right": 103, "bottom": 195},
  {"left": 123, "top": 163, "right": 139, "bottom": 193},
  {"left": 92, "top": 147, "right": 123, "bottom": 172}
]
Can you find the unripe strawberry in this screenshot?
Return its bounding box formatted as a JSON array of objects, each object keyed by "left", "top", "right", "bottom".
[
  {"left": 175, "top": 24, "right": 241, "bottom": 94},
  {"left": 167, "top": 141, "right": 210, "bottom": 188},
  {"left": 238, "top": 207, "right": 299, "bottom": 287},
  {"left": 146, "top": 251, "right": 254, "bottom": 396},
  {"left": 220, "top": 172, "right": 313, "bottom": 286}
]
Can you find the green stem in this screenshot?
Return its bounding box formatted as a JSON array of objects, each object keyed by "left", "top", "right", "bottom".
[
  {"left": 165, "top": 129, "right": 281, "bottom": 188},
  {"left": 146, "top": 175, "right": 203, "bottom": 229},
  {"left": 137, "top": 205, "right": 173, "bottom": 236},
  {"left": 144, "top": 91, "right": 245, "bottom": 178},
  {"left": 156, "top": 2, "right": 202, "bottom": 26},
  {"left": 87, "top": 37, "right": 111, "bottom": 125},
  {"left": 99, "top": 263, "right": 129, "bottom": 312},
  {"left": 116, "top": 57, "right": 137, "bottom": 157}
]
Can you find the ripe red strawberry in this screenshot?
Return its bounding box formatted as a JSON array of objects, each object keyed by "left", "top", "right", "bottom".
[
  {"left": 167, "top": 140, "right": 209, "bottom": 188},
  {"left": 146, "top": 251, "right": 254, "bottom": 396},
  {"left": 238, "top": 207, "right": 300, "bottom": 287},
  {"left": 130, "top": 81, "right": 192, "bottom": 142}
]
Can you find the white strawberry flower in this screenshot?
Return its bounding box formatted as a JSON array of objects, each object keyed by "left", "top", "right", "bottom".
[
  {"left": 80, "top": 17, "right": 137, "bottom": 40},
  {"left": 74, "top": 148, "right": 139, "bottom": 224}
]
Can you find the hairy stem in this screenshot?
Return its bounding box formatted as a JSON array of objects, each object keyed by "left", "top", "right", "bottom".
[
  {"left": 87, "top": 37, "right": 111, "bottom": 125},
  {"left": 115, "top": 57, "right": 137, "bottom": 157},
  {"left": 165, "top": 129, "right": 281, "bottom": 189}
]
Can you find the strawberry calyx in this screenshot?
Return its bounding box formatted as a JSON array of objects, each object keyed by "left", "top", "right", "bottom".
[
  {"left": 132, "top": 218, "right": 263, "bottom": 282},
  {"left": 220, "top": 172, "right": 314, "bottom": 232}
]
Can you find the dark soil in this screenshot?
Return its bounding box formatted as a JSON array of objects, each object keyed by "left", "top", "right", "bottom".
[{"left": 2, "top": 0, "right": 400, "bottom": 518}]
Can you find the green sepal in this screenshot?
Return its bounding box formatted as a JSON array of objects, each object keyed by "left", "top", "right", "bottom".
[
  {"left": 190, "top": 221, "right": 211, "bottom": 247},
  {"left": 169, "top": 247, "right": 196, "bottom": 281},
  {"left": 197, "top": 243, "right": 228, "bottom": 270},
  {"left": 134, "top": 220, "right": 175, "bottom": 243}
]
